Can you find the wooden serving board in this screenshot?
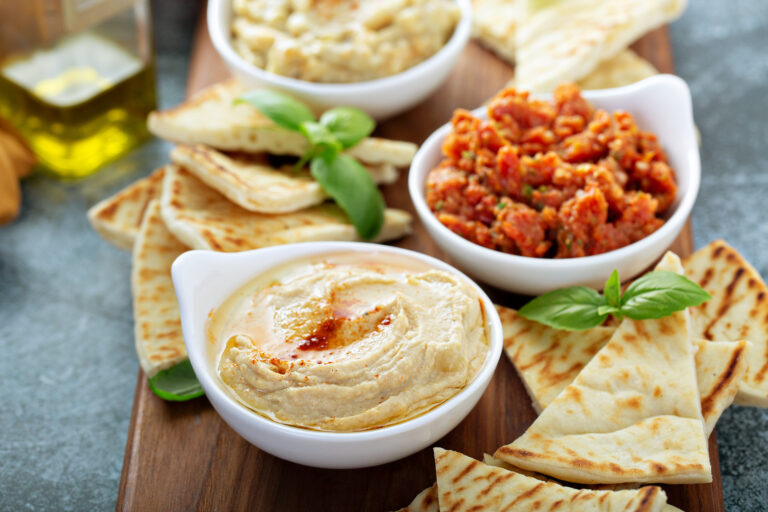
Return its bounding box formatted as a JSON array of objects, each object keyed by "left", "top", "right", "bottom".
[{"left": 116, "top": 10, "right": 723, "bottom": 511}]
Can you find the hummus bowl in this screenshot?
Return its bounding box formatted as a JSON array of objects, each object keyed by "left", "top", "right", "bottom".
[
  {"left": 172, "top": 242, "right": 503, "bottom": 469},
  {"left": 207, "top": 0, "right": 472, "bottom": 119},
  {"left": 409, "top": 75, "right": 700, "bottom": 295}
]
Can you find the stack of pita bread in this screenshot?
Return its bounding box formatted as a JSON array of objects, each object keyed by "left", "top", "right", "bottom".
[
  {"left": 87, "top": 79, "right": 415, "bottom": 378},
  {"left": 396, "top": 241, "right": 768, "bottom": 510},
  {"left": 472, "top": 0, "right": 687, "bottom": 91}
]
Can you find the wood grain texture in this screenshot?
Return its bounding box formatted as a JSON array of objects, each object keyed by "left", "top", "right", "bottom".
[{"left": 116, "top": 13, "right": 722, "bottom": 512}]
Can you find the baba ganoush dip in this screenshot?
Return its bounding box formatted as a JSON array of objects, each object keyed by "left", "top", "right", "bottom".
[
  {"left": 208, "top": 251, "right": 489, "bottom": 431},
  {"left": 230, "top": 0, "right": 461, "bottom": 83}
]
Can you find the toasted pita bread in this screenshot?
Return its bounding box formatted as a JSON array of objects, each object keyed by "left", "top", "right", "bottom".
[
  {"left": 684, "top": 239, "right": 768, "bottom": 408},
  {"left": 514, "top": 0, "right": 686, "bottom": 92},
  {"left": 472, "top": 0, "right": 527, "bottom": 64},
  {"left": 495, "top": 253, "right": 711, "bottom": 484},
  {"left": 131, "top": 200, "right": 188, "bottom": 377},
  {"left": 161, "top": 165, "right": 411, "bottom": 252},
  {"left": 435, "top": 448, "right": 669, "bottom": 511},
  {"left": 87, "top": 168, "right": 165, "bottom": 250},
  {"left": 576, "top": 50, "right": 658, "bottom": 90},
  {"left": 497, "top": 306, "right": 748, "bottom": 434},
  {"left": 392, "top": 484, "right": 439, "bottom": 512},
  {"left": 170, "top": 144, "right": 398, "bottom": 214},
  {"left": 148, "top": 80, "right": 417, "bottom": 167}
]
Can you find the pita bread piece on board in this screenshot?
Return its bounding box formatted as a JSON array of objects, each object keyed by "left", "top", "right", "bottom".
[
  {"left": 684, "top": 239, "right": 768, "bottom": 407},
  {"left": 392, "top": 484, "right": 439, "bottom": 512},
  {"left": 147, "top": 79, "right": 417, "bottom": 167},
  {"left": 435, "top": 448, "right": 670, "bottom": 511},
  {"left": 87, "top": 168, "right": 165, "bottom": 250},
  {"left": 472, "top": 0, "right": 527, "bottom": 63},
  {"left": 495, "top": 253, "right": 711, "bottom": 484},
  {"left": 497, "top": 306, "right": 748, "bottom": 435},
  {"left": 131, "top": 200, "right": 188, "bottom": 377},
  {"left": 170, "top": 144, "right": 398, "bottom": 214},
  {"left": 514, "top": 0, "right": 687, "bottom": 92},
  {"left": 160, "top": 165, "right": 412, "bottom": 252},
  {"left": 576, "top": 49, "right": 658, "bottom": 90}
]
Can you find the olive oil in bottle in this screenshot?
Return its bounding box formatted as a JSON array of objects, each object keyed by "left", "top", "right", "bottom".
[{"left": 0, "top": 0, "right": 156, "bottom": 178}]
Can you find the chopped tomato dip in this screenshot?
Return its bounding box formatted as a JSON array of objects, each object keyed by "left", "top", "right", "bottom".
[{"left": 426, "top": 84, "right": 676, "bottom": 258}]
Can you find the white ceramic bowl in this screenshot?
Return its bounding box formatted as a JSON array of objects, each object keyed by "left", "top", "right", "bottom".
[
  {"left": 172, "top": 242, "right": 502, "bottom": 469},
  {"left": 207, "top": 0, "right": 472, "bottom": 119},
  {"left": 409, "top": 75, "right": 700, "bottom": 295}
]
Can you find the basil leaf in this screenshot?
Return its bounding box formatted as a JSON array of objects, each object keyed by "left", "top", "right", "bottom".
[
  {"left": 148, "top": 360, "right": 205, "bottom": 402},
  {"left": 518, "top": 287, "right": 608, "bottom": 331},
  {"left": 621, "top": 270, "right": 712, "bottom": 320},
  {"left": 319, "top": 107, "right": 375, "bottom": 149},
  {"left": 310, "top": 152, "right": 385, "bottom": 240},
  {"left": 299, "top": 121, "right": 343, "bottom": 153},
  {"left": 236, "top": 90, "right": 315, "bottom": 131},
  {"left": 604, "top": 269, "right": 621, "bottom": 308}
]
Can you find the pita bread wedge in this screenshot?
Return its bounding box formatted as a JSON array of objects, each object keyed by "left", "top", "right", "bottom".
[
  {"left": 514, "top": 0, "right": 686, "bottom": 92},
  {"left": 392, "top": 484, "right": 439, "bottom": 512},
  {"left": 495, "top": 253, "right": 711, "bottom": 484},
  {"left": 147, "top": 80, "right": 417, "bottom": 167},
  {"left": 170, "top": 144, "right": 398, "bottom": 214},
  {"left": 131, "top": 200, "right": 188, "bottom": 377},
  {"left": 87, "top": 168, "right": 165, "bottom": 250},
  {"left": 435, "top": 448, "right": 669, "bottom": 511},
  {"left": 472, "top": 0, "right": 527, "bottom": 64},
  {"left": 576, "top": 49, "right": 658, "bottom": 90},
  {"left": 694, "top": 339, "right": 750, "bottom": 433},
  {"left": 161, "top": 165, "right": 411, "bottom": 252},
  {"left": 684, "top": 239, "right": 768, "bottom": 408},
  {"left": 497, "top": 306, "right": 748, "bottom": 434}
]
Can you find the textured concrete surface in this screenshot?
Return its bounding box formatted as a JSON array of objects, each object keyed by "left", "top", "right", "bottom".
[{"left": 0, "top": 1, "right": 766, "bottom": 510}]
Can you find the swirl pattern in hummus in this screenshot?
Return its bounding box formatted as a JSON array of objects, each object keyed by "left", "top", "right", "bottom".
[{"left": 214, "top": 256, "right": 488, "bottom": 431}]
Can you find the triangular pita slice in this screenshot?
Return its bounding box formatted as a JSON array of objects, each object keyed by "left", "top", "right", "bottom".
[
  {"left": 694, "top": 339, "right": 749, "bottom": 433},
  {"left": 87, "top": 168, "right": 165, "bottom": 250},
  {"left": 495, "top": 253, "right": 711, "bottom": 484},
  {"left": 131, "top": 200, "right": 188, "bottom": 377},
  {"left": 684, "top": 239, "right": 768, "bottom": 407},
  {"left": 472, "top": 0, "right": 527, "bottom": 63},
  {"left": 147, "top": 80, "right": 417, "bottom": 167},
  {"left": 498, "top": 306, "right": 748, "bottom": 434},
  {"left": 161, "top": 165, "right": 411, "bottom": 252},
  {"left": 514, "top": 0, "right": 686, "bottom": 92},
  {"left": 392, "top": 484, "right": 439, "bottom": 512},
  {"left": 170, "top": 144, "right": 398, "bottom": 214},
  {"left": 435, "top": 448, "right": 669, "bottom": 511},
  {"left": 575, "top": 49, "right": 658, "bottom": 90}
]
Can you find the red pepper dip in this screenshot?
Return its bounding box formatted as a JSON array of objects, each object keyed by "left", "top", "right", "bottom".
[{"left": 425, "top": 84, "right": 677, "bottom": 258}]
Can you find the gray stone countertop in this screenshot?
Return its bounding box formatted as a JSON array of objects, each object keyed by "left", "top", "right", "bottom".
[{"left": 0, "top": 0, "right": 766, "bottom": 510}]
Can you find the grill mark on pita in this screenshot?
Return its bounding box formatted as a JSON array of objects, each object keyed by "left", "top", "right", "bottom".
[
  {"left": 701, "top": 343, "right": 745, "bottom": 416},
  {"left": 634, "top": 487, "right": 659, "bottom": 512},
  {"left": 756, "top": 346, "right": 768, "bottom": 383},
  {"left": 447, "top": 497, "right": 464, "bottom": 512},
  {"left": 699, "top": 267, "right": 715, "bottom": 288},
  {"left": 547, "top": 498, "right": 564, "bottom": 510},
  {"left": 713, "top": 244, "right": 725, "bottom": 258},
  {"left": 502, "top": 482, "right": 545, "bottom": 510},
  {"left": 451, "top": 460, "right": 478, "bottom": 484},
  {"left": 703, "top": 266, "right": 745, "bottom": 339}
]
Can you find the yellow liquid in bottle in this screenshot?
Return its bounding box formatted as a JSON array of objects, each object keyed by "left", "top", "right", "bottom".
[{"left": 0, "top": 32, "right": 156, "bottom": 178}]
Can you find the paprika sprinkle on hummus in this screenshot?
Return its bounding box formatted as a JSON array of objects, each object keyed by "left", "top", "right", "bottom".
[
  {"left": 207, "top": 251, "right": 489, "bottom": 432},
  {"left": 426, "top": 83, "right": 677, "bottom": 258}
]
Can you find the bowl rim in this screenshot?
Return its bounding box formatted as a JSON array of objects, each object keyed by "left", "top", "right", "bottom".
[
  {"left": 207, "top": 0, "right": 473, "bottom": 94},
  {"left": 174, "top": 241, "right": 503, "bottom": 442},
  {"left": 408, "top": 74, "right": 701, "bottom": 270}
]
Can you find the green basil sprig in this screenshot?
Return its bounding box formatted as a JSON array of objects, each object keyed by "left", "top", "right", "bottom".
[
  {"left": 236, "top": 90, "right": 383, "bottom": 239},
  {"left": 518, "top": 270, "right": 711, "bottom": 331},
  {"left": 148, "top": 360, "right": 204, "bottom": 401}
]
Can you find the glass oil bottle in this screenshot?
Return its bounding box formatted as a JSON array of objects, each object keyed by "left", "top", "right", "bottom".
[{"left": 0, "top": 0, "right": 157, "bottom": 178}]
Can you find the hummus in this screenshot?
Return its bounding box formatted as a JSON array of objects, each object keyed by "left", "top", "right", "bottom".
[
  {"left": 208, "top": 251, "right": 489, "bottom": 431},
  {"left": 230, "top": 0, "right": 461, "bottom": 83}
]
